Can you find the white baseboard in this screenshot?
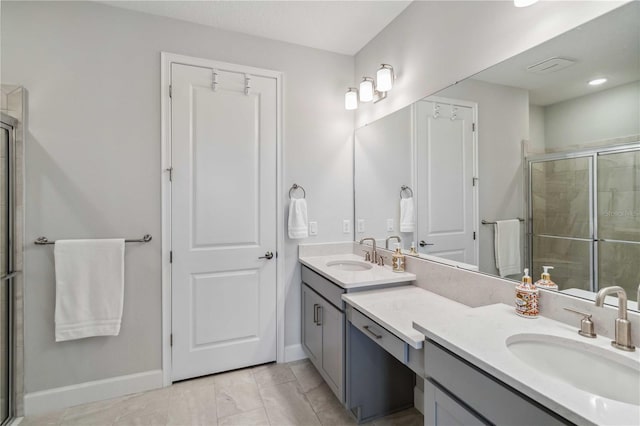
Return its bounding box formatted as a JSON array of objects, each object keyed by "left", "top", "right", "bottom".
[
  {"left": 414, "top": 386, "right": 424, "bottom": 415},
  {"left": 24, "top": 369, "right": 163, "bottom": 416},
  {"left": 284, "top": 344, "right": 307, "bottom": 363}
]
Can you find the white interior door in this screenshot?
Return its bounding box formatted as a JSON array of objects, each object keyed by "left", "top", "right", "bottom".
[
  {"left": 171, "top": 62, "right": 277, "bottom": 381},
  {"left": 416, "top": 99, "right": 477, "bottom": 264}
]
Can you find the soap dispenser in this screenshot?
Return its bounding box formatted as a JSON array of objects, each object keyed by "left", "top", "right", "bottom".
[
  {"left": 536, "top": 266, "right": 558, "bottom": 291},
  {"left": 392, "top": 243, "right": 406, "bottom": 272},
  {"left": 515, "top": 268, "right": 539, "bottom": 318},
  {"left": 408, "top": 241, "right": 419, "bottom": 256}
]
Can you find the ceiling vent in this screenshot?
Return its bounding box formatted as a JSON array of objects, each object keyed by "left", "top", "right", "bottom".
[{"left": 526, "top": 57, "right": 576, "bottom": 74}]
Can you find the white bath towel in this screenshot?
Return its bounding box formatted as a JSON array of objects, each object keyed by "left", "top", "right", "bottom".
[
  {"left": 288, "top": 198, "right": 309, "bottom": 239},
  {"left": 54, "top": 239, "right": 125, "bottom": 342},
  {"left": 494, "top": 220, "right": 521, "bottom": 277},
  {"left": 400, "top": 197, "right": 415, "bottom": 233}
]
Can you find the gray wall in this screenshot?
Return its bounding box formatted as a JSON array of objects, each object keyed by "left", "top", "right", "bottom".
[
  {"left": 1, "top": 1, "right": 354, "bottom": 393},
  {"left": 434, "top": 79, "right": 529, "bottom": 277},
  {"left": 544, "top": 81, "right": 640, "bottom": 150},
  {"left": 354, "top": 0, "right": 624, "bottom": 127}
]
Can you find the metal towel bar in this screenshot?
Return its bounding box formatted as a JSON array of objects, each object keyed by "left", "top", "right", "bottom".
[
  {"left": 289, "top": 183, "right": 306, "bottom": 199},
  {"left": 481, "top": 218, "right": 524, "bottom": 225},
  {"left": 34, "top": 234, "right": 152, "bottom": 245}
]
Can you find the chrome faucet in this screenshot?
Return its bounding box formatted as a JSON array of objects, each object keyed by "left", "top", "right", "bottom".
[
  {"left": 385, "top": 235, "right": 401, "bottom": 250},
  {"left": 594, "top": 286, "right": 635, "bottom": 352},
  {"left": 359, "top": 237, "right": 377, "bottom": 263}
]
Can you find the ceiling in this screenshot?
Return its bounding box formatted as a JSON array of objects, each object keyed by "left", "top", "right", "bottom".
[
  {"left": 473, "top": 1, "right": 639, "bottom": 106},
  {"left": 98, "top": 0, "right": 412, "bottom": 55}
]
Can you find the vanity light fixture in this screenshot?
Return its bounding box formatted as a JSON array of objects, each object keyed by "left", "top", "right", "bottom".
[
  {"left": 514, "top": 0, "right": 539, "bottom": 7},
  {"left": 359, "top": 77, "right": 375, "bottom": 102},
  {"left": 588, "top": 77, "right": 608, "bottom": 86},
  {"left": 376, "top": 64, "right": 394, "bottom": 92},
  {"left": 345, "top": 64, "right": 396, "bottom": 110},
  {"left": 345, "top": 87, "right": 359, "bottom": 110}
]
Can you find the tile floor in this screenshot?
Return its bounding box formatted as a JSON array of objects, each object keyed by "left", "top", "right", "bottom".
[{"left": 19, "top": 360, "right": 423, "bottom": 426}]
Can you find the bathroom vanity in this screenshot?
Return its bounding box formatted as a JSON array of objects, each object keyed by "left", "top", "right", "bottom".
[{"left": 298, "top": 252, "right": 415, "bottom": 407}]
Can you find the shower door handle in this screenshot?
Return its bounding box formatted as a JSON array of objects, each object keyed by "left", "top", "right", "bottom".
[{"left": 0, "top": 272, "right": 18, "bottom": 282}]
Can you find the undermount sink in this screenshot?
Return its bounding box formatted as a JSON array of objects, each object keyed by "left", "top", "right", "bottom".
[
  {"left": 506, "top": 333, "right": 640, "bottom": 406},
  {"left": 326, "top": 260, "right": 373, "bottom": 271}
]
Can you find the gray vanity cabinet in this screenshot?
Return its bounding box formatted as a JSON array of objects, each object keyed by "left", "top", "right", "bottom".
[
  {"left": 423, "top": 340, "right": 570, "bottom": 426},
  {"left": 301, "top": 267, "right": 345, "bottom": 401}
]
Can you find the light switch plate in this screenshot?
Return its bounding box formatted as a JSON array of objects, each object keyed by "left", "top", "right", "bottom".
[
  {"left": 309, "top": 221, "right": 318, "bottom": 236},
  {"left": 357, "top": 219, "right": 365, "bottom": 233},
  {"left": 343, "top": 219, "right": 351, "bottom": 234},
  {"left": 387, "top": 219, "right": 394, "bottom": 232}
]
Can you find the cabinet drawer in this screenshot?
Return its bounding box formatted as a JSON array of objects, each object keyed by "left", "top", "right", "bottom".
[
  {"left": 302, "top": 266, "right": 344, "bottom": 309},
  {"left": 425, "top": 340, "right": 569, "bottom": 425},
  {"left": 348, "top": 307, "right": 407, "bottom": 364}
]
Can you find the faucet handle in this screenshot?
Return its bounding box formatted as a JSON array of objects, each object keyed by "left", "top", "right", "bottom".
[
  {"left": 362, "top": 250, "right": 371, "bottom": 262},
  {"left": 564, "top": 308, "right": 597, "bottom": 338},
  {"left": 377, "top": 254, "right": 387, "bottom": 266}
]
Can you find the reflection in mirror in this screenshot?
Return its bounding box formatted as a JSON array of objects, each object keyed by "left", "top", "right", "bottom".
[{"left": 354, "top": 2, "right": 639, "bottom": 308}]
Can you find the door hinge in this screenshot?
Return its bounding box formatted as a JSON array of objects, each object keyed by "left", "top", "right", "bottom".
[
  {"left": 170, "top": 251, "right": 173, "bottom": 263},
  {"left": 169, "top": 84, "right": 172, "bottom": 98},
  {"left": 472, "top": 122, "right": 476, "bottom": 132},
  {"left": 472, "top": 177, "right": 479, "bottom": 187},
  {"left": 166, "top": 167, "right": 173, "bottom": 181},
  {"left": 473, "top": 231, "right": 476, "bottom": 240},
  {"left": 170, "top": 333, "right": 173, "bottom": 346}
]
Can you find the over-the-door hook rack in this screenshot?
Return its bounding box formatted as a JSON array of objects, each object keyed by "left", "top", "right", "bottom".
[
  {"left": 289, "top": 183, "right": 306, "bottom": 199},
  {"left": 400, "top": 185, "right": 413, "bottom": 199}
]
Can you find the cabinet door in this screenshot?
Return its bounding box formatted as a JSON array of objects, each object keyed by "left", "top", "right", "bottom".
[
  {"left": 424, "top": 379, "right": 488, "bottom": 426},
  {"left": 302, "top": 285, "right": 322, "bottom": 364},
  {"left": 320, "top": 300, "right": 344, "bottom": 399}
]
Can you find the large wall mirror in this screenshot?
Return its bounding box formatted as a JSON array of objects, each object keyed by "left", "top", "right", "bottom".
[{"left": 354, "top": 2, "right": 639, "bottom": 308}]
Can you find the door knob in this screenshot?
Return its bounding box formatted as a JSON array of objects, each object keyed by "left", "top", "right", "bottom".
[
  {"left": 259, "top": 251, "right": 274, "bottom": 260},
  {"left": 419, "top": 240, "right": 435, "bottom": 247}
]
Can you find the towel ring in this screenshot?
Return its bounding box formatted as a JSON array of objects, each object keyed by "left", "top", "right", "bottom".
[
  {"left": 400, "top": 185, "right": 413, "bottom": 199},
  {"left": 289, "top": 183, "right": 306, "bottom": 199}
]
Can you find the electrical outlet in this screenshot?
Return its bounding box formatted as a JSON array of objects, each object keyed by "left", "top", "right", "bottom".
[
  {"left": 387, "top": 219, "right": 394, "bottom": 232},
  {"left": 357, "top": 219, "right": 365, "bottom": 233},
  {"left": 309, "top": 221, "right": 318, "bottom": 236},
  {"left": 343, "top": 219, "right": 351, "bottom": 234}
]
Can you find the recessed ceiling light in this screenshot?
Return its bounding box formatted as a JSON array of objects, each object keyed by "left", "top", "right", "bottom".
[
  {"left": 514, "top": 0, "right": 539, "bottom": 7},
  {"left": 588, "top": 78, "right": 608, "bottom": 86}
]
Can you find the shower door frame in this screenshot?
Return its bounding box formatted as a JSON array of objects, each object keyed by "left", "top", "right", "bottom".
[
  {"left": 0, "top": 113, "right": 16, "bottom": 426},
  {"left": 526, "top": 141, "right": 640, "bottom": 295}
]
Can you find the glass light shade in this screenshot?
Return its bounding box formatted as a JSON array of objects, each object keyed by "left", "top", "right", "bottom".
[
  {"left": 359, "top": 78, "right": 374, "bottom": 102},
  {"left": 345, "top": 88, "right": 358, "bottom": 110},
  {"left": 376, "top": 65, "right": 394, "bottom": 92},
  {"left": 514, "top": 0, "right": 538, "bottom": 7}
]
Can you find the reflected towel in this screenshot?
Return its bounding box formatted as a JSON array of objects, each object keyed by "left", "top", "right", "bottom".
[
  {"left": 54, "top": 239, "right": 125, "bottom": 342},
  {"left": 494, "top": 220, "right": 521, "bottom": 277},
  {"left": 400, "top": 197, "right": 415, "bottom": 233},
  {"left": 288, "top": 198, "right": 309, "bottom": 239}
]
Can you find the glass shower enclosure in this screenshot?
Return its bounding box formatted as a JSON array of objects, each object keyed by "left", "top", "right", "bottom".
[{"left": 528, "top": 144, "right": 640, "bottom": 302}]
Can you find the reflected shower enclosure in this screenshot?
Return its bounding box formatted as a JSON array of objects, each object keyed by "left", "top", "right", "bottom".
[{"left": 529, "top": 145, "right": 640, "bottom": 301}]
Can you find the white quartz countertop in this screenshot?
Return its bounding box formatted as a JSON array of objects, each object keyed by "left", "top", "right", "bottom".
[
  {"left": 413, "top": 303, "right": 640, "bottom": 426},
  {"left": 298, "top": 253, "right": 415, "bottom": 288},
  {"left": 342, "top": 286, "right": 470, "bottom": 348}
]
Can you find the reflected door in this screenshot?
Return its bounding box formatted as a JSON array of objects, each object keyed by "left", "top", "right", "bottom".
[
  {"left": 171, "top": 63, "right": 278, "bottom": 381},
  {"left": 530, "top": 156, "right": 593, "bottom": 292},
  {"left": 597, "top": 149, "right": 640, "bottom": 300},
  {"left": 416, "top": 100, "right": 477, "bottom": 264}
]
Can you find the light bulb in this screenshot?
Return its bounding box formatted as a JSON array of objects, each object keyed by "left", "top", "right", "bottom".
[
  {"left": 514, "top": 0, "right": 539, "bottom": 7},
  {"left": 345, "top": 88, "right": 358, "bottom": 110},
  {"left": 359, "top": 77, "right": 374, "bottom": 102},
  {"left": 376, "top": 64, "right": 394, "bottom": 92}
]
